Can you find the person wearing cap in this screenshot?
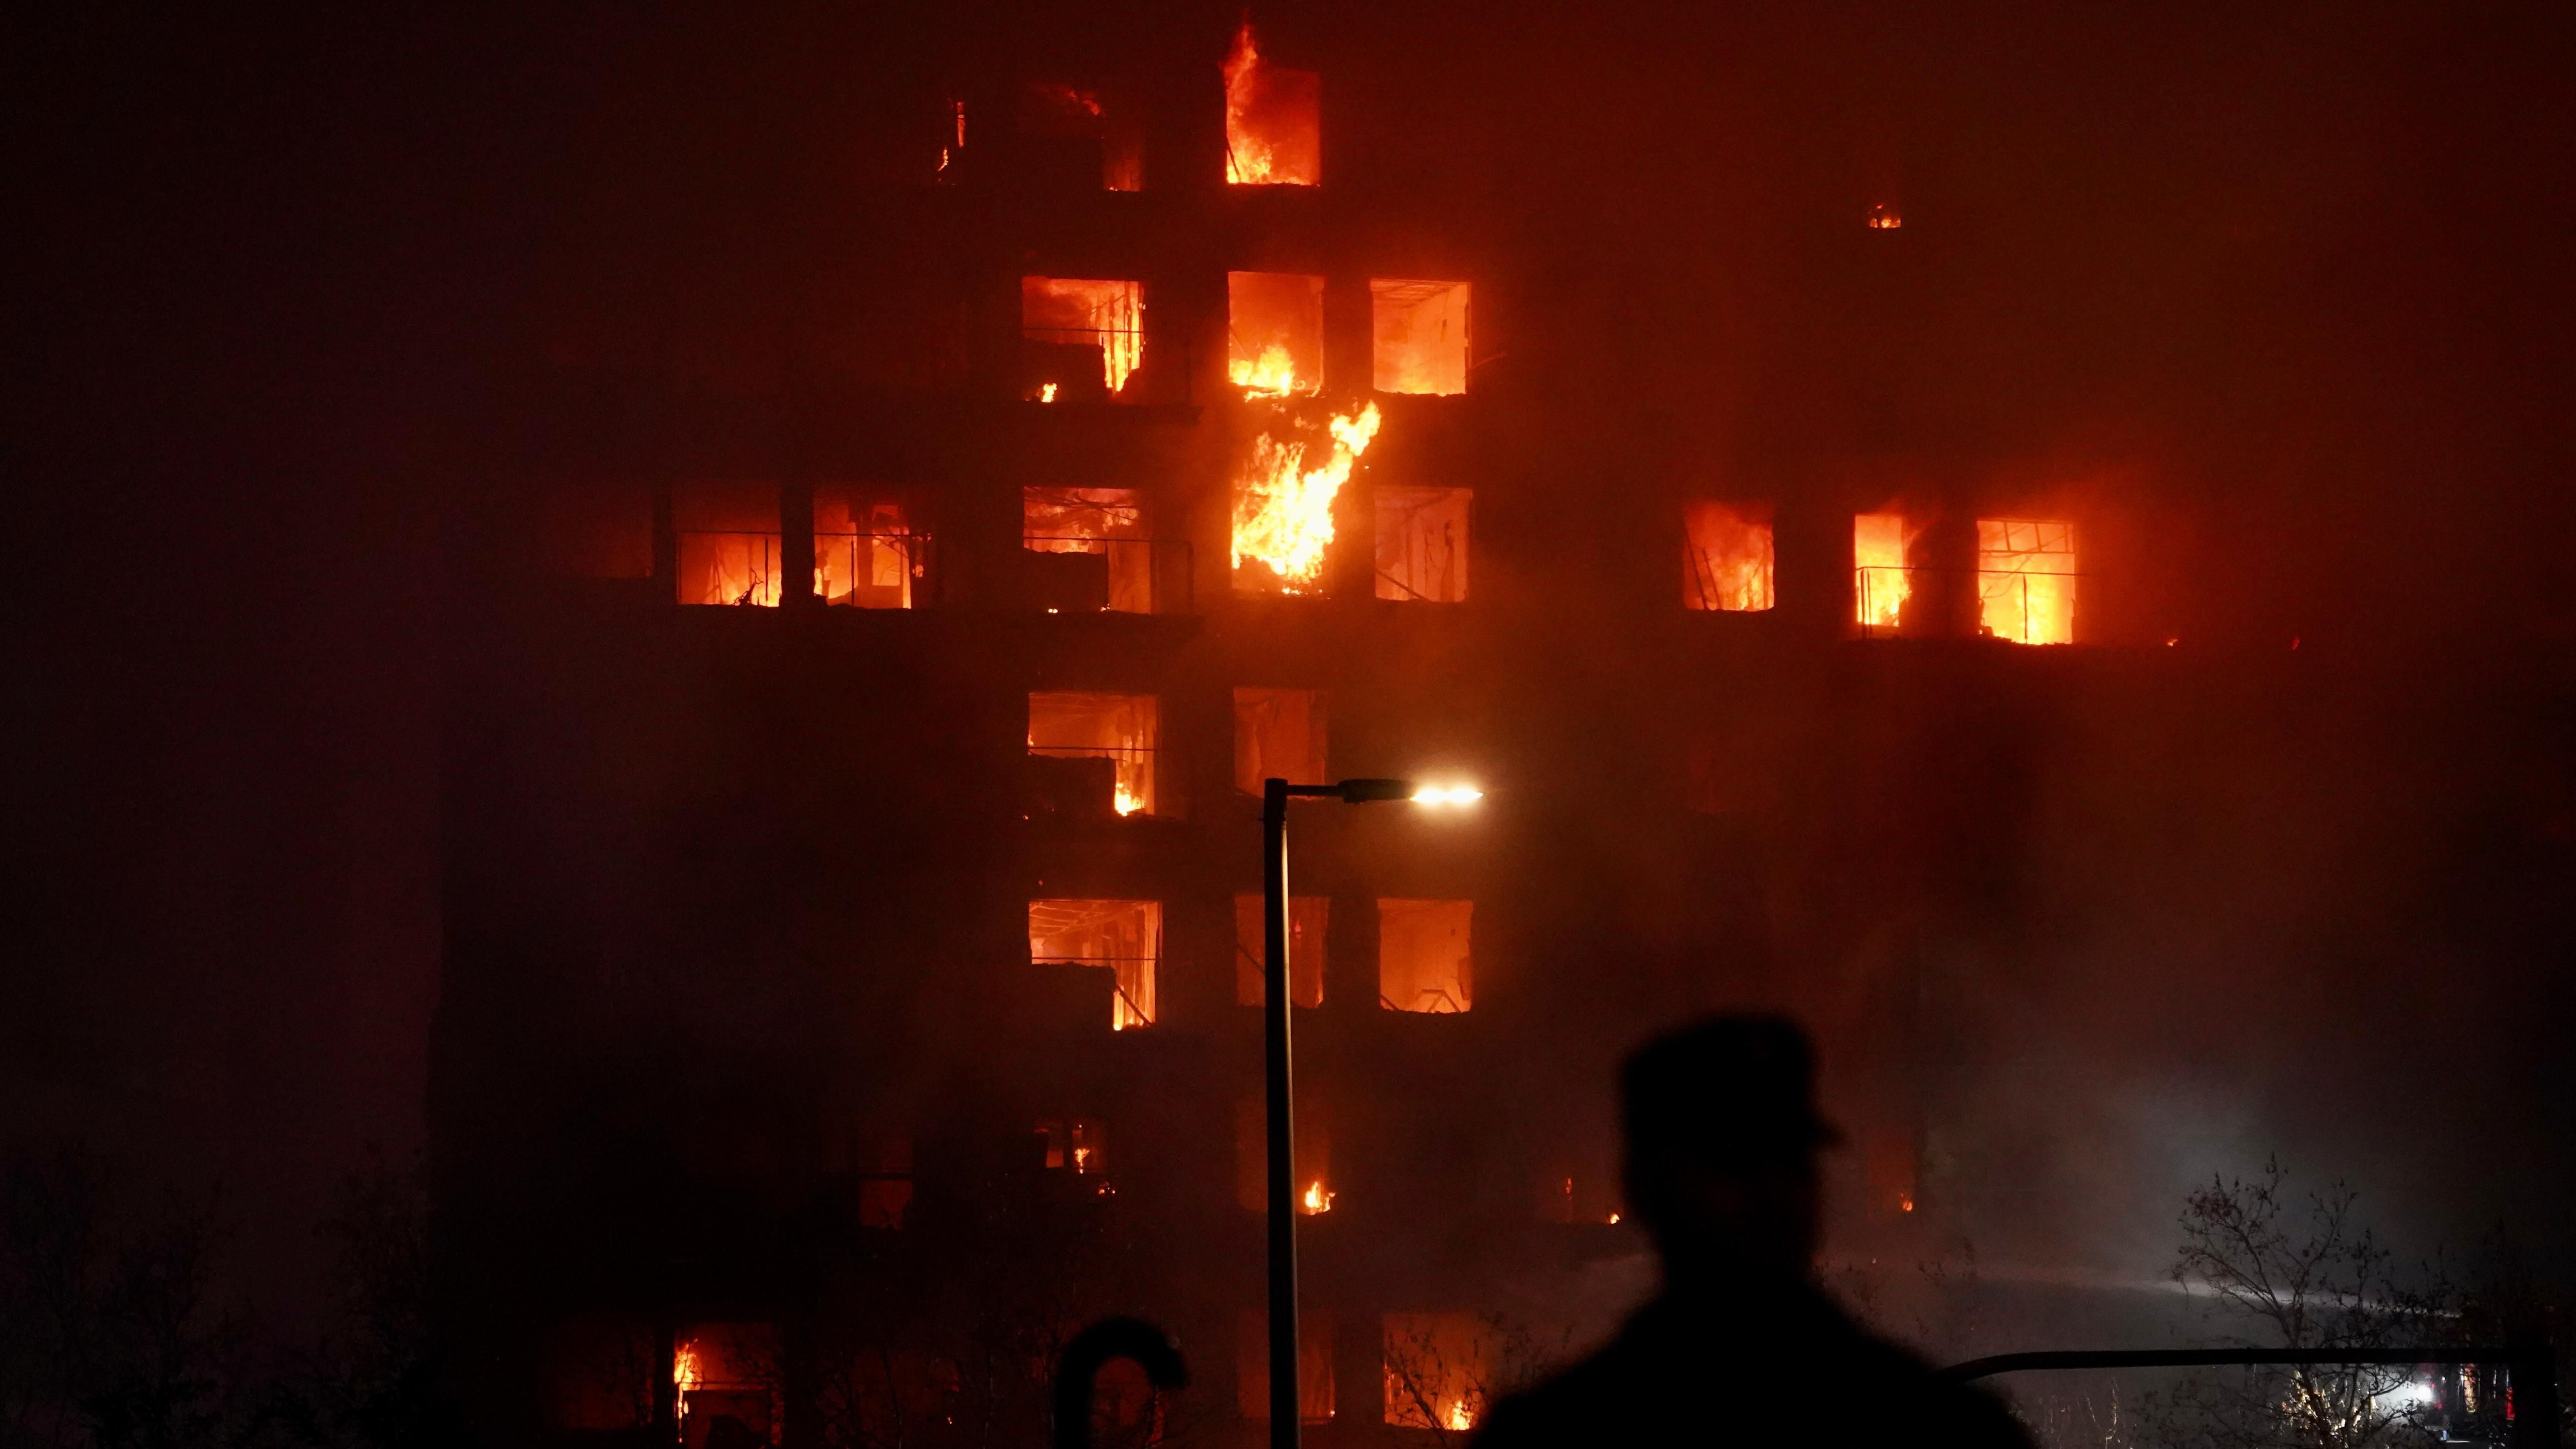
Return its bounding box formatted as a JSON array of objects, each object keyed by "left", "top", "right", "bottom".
[{"left": 1471, "top": 1015, "right": 2031, "bottom": 1447}]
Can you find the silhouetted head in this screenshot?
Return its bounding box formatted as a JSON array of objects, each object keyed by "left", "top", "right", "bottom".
[{"left": 1620, "top": 1015, "right": 1839, "bottom": 1290}]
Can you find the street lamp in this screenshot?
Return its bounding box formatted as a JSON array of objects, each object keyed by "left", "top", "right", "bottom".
[{"left": 1259, "top": 776, "right": 1480, "bottom": 1448}]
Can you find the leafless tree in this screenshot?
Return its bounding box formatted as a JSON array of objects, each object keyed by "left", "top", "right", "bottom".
[{"left": 2138, "top": 1158, "right": 2446, "bottom": 1449}]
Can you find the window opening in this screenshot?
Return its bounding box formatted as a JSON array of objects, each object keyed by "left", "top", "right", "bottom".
[
  {"left": 1977, "top": 519, "right": 2076, "bottom": 645},
  {"left": 1027, "top": 691, "right": 1159, "bottom": 817},
  {"left": 1239, "top": 1309, "right": 1336, "bottom": 1422},
  {"left": 815, "top": 492, "right": 921, "bottom": 608},
  {"left": 1233, "top": 402, "right": 1382, "bottom": 594},
  {"left": 1375, "top": 487, "right": 1470, "bottom": 603},
  {"left": 543, "top": 1317, "right": 657, "bottom": 1431},
  {"left": 675, "top": 1324, "right": 782, "bottom": 1449},
  {"left": 1222, "top": 23, "right": 1319, "bottom": 186},
  {"left": 1035, "top": 1118, "right": 1111, "bottom": 1187},
  {"left": 1371, "top": 280, "right": 1470, "bottom": 395},
  {"left": 1235, "top": 893, "right": 1328, "bottom": 1008},
  {"left": 1024, "top": 488, "right": 1153, "bottom": 613},
  {"left": 1378, "top": 899, "right": 1472, "bottom": 1013},
  {"left": 1233, "top": 687, "right": 1326, "bottom": 793},
  {"left": 1017, "top": 82, "right": 1142, "bottom": 192},
  {"left": 854, "top": 1137, "right": 913, "bottom": 1228},
  {"left": 1229, "top": 272, "right": 1326, "bottom": 396},
  {"left": 1382, "top": 1314, "right": 1492, "bottom": 1433},
  {"left": 1236, "top": 1097, "right": 1331, "bottom": 1213},
  {"left": 1029, "top": 899, "right": 1160, "bottom": 1029},
  {"left": 675, "top": 481, "right": 781, "bottom": 607},
  {"left": 1853, "top": 511, "right": 1918, "bottom": 633},
  {"left": 1021, "top": 278, "right": 1144, "bottom": 400},
  {"left": 1683, "top": 501, "right": 1775, "bottom": 612}
]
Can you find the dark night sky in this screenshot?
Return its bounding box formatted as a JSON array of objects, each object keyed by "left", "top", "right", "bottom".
[{"left": 14, "top": 2, "right": 2576, "bottom": 1322}]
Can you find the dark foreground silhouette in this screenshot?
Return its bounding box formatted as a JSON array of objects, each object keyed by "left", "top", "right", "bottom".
[{"left": 1473, "top": 1017, "right": 2031, "bottom": 1448}]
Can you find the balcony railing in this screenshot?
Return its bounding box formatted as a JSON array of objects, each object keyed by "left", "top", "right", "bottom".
[
  {"left": 1022, "top": 537, "right": 1194, "bottom": 615},
  {"left": 1853, "top": 565, "right": 2082, "bottom": 644}
]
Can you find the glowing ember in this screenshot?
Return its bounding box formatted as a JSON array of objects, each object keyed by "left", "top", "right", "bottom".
[
  {"left": 1898, "top": 1191, "right": 1916, "bottom": 1213},
  {"left": 1867, "top": 202, "right": 1903, "bottom": 229},
  {"left": 1233, "top": 343, "right": 1300, "bottom": 396},
  {"left": 1854, "top": 512, "right": 1912, "bottom": 628},
  {"left": 1232, "top": 401, "right": 1382, "bottom": 593},
  {"left": 1303, "top": 1180, "right": 1333, "bottom": 1214},
  {"left": 1223, "top": 23, "right": 1319, "bottom": 186}
]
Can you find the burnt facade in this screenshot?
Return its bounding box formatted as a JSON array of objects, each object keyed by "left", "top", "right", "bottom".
[{"left": 431, "top": 7, "right": 2576, "bottom": 1447}]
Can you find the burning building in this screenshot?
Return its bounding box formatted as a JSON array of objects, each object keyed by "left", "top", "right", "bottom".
[{"left": 419, "top": 5, "right": 2576, "bottom": 1446}]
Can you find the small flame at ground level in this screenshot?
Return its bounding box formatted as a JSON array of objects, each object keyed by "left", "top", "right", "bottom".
[
  {"left": 1302, "top": 1180, "right": 1333, "bottom": 1214},
  {"left": 1232, "top": 401, "right": 1382, "bottom": 593},
  {"left": 1446, "top": 1400, "right": 1475, "bottom": 1432}
]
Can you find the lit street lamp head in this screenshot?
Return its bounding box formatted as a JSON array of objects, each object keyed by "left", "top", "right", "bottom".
[{"left": 1330, "top": 777, "right": 1483, "bottom": 805}]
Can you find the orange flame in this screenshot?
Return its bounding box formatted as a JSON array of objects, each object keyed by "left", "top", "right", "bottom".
[
  {"left": 1302, "top": 1180, "right": 1332, "bottom": 1214},
  {"left": 1445, "top": 1400, "right": 1475, "bottom": 1432},
  {"left": 1224, "top": 25, "right": 1273, "bottom": 184},
  {"left": 1855, "top": 512, "right": 1911, "bottom": 628},
  {"left": 1231, "top": 343, "right": 1300, "bottom": 397},
  {"left": 1232, "top": 401, "right": 1381, "bottom": 593},
  {"left": 1222, "top": 23, "right": 1317, "bottom": 186},
  {"left": 1038, "top": 382, "right": 1058, "bottom": 403},
  {"left": 673, "top": 1342, "right": 701, "bottom": 1391},
  {"left": 1868, "top": 202, "right": 1904, "bottom": 230},
  {"left": 1113, "top": 784, "right": 1144, "bottom": 817}
]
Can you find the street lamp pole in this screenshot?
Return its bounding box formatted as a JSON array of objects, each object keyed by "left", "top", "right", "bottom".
[{"left": 1260, "top": 777, "right": 1480, "bottom": 1449}]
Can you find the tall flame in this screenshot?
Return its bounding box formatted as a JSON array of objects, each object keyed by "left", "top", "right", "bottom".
[
  {"left": 1445, "top": 1400, "right": 1475, "bottom": 1432},
  {"left": 673, "top": 1343, "right": 701, "bottom": 1391},
  {"left": 1232, "top": 401, "right": 1381, "bottom": 593},
  {"left": 1223, "top": 25, "right": 1273, "bottom": 184}
]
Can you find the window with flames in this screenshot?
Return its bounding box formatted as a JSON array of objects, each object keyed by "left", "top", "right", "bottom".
[
  {"left": 1021, "top": 278, "right": 1144, "bottom": 401},
  {"left": 1977, "top": 518, "right": 2077, "bottom": 645},
  {"left": 1683, "top": 501, "right": 1775, "bottom": 612},
  {"left": 1229, "top": 271, "right": 1326, "bottom": 396},
  {"left": 815, "top": 491, "right": 920, "bottom": 609},
  {"left": 1382, "top": 1313, "right": 1493, "bottom": 1434},
  {"left": 1027, "top": 691, "right": 1161, "bottom": 818},
  {"left": 1024, "top": 488, "right": 1155, "bottom": 613},
  {"left": 1223, "top": 23, "right": 1319, "bottom": 186},
  {"left": 1853, "top": 511, "right": 1917, "bottom": 631},
  {"left": 676, "top": 480, "right": 782, "bottom": 607},
  {"left": 674, "top": 1324, "right": 781, "bottom": 1449},
  {"left": 1028, "top": 898, "right": 1160, "bottom": 1030}
]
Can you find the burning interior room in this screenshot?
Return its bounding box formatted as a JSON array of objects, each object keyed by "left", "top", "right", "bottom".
[{"left": 296, "top": 3, "right": 2576, "bottom": 1447}]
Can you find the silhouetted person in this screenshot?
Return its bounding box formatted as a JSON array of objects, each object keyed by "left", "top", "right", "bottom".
[{"left": 1473, "top": 1016, "right": 2031, "bottom": 1448}]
